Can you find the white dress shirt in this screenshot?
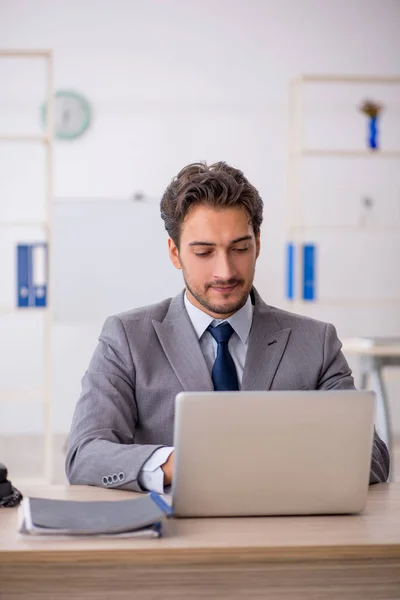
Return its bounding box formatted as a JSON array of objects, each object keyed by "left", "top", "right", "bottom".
[{"left": 138, "top": 293, "right": 254, "bottom": 493}]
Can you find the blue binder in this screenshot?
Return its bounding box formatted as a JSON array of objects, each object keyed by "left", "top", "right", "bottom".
[
  {"left": 32, "top": 244, "right": 47, "bottom": 307},
  {"left": 17, "top": 245, "right": 31, "bottom": 307},
  {"left": 286, "top": 242, "right": 295, "bottom": 300},
  {"left": 17, "top": 243, "right": 47, "bottom": 308},
  {"left": 302, "top": 243, "right": 316, "bottom": 301}
]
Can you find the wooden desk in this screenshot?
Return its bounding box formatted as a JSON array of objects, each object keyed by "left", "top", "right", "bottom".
[{"left": 1, "top": 484, "right": 400, "bottom": 599}]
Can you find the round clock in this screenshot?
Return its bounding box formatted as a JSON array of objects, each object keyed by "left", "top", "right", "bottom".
[{"left": 41, "top": 90, "right": 91, "bottom": 140}]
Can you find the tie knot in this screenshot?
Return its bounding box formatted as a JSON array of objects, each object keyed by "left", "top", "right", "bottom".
[{"left": 207, "top": 322, "right": 235, "bottom": 344}]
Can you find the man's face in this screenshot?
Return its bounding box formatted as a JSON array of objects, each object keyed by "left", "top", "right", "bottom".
[{"left": 168, "top": 204, "right": 260, "bottom": 318}]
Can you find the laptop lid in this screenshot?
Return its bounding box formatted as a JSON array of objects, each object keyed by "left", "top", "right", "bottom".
[{"left": 172, "top": 391, "right": 375, "bottom": 517}]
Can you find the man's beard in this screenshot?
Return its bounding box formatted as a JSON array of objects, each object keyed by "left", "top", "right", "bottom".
[{"left": 183, "top": 271, "right": 254, "bottom": 317}]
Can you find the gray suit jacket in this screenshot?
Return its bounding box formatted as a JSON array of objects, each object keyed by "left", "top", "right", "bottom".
[{"left": 66, "top": 289, "right": 390, "bottom": 491}]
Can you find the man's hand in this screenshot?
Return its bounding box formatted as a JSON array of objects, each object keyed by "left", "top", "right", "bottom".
[{"left": 161, "top": 451, "right": 174, "bottom": 486}]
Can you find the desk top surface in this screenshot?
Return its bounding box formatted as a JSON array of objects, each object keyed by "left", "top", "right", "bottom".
[
  {"left": 1, "top": 483, "right": 400, "bottom": 565},
  {"left": 342, "top": 338, "right": 400, "bottom": 357}
]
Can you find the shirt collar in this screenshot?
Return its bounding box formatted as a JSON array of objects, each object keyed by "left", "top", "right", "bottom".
[{"left": 184, "top": 292, "right": 253, "bottom": 344}]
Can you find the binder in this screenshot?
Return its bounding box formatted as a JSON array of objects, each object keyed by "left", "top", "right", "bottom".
[
  {"left": 19, "top": 492, "right": 172, "bottom": 538},
  {"left": 302, "top": 243, "right": 316, "bottom": 301},
  {"left": 286, "top": 242, "right": 295, "bottom": 300},
  {"left": 17, "top": 244, "right": 30, "bottom": 308},
  {"left": 32, "top": 244, "right": 47, "bottom": 307},
  {"left": 17, "top": 243, "right": 47, "bottom": 308}
]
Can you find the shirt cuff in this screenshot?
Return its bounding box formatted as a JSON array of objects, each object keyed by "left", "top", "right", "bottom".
[{"left": 138, "top": 447, "right": 174, "bottom": 494}]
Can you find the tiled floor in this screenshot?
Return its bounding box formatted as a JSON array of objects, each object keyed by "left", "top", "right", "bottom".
[{"left": 1, "top": 434, "right": 399, "bottom": 485}]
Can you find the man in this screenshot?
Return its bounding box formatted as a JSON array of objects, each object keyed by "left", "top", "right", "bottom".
[{"left": 66, "top": 162, "right": 390, "bottom": 492}]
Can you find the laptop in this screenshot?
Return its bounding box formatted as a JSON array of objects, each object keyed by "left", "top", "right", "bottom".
[{"left": 171, "top": 390, "right": 376, "bottom": 517}]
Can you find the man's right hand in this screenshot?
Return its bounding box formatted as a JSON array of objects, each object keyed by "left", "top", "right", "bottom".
[{"left": 161, "top": 451, "right": 174, "bottom": 486}]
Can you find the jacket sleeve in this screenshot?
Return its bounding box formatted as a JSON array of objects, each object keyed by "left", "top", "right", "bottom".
[
  {"left": 317, "top": 323, "right": 390, "bottom": 484},
  {"left": 65, "top": 316, "right": 163, "bottom": 492}
]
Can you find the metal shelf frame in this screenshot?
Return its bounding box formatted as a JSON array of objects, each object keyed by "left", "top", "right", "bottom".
[
  {"left": 287, "top": 72, "right": 400, "bottom": 308},
  {"left": 0, "top": 49, "right": 54, "bottom": 483}
]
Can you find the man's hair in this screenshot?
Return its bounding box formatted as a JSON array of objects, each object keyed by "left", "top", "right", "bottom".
[{"left": 160, "top": 161, "right": 263, "bottom": 247}]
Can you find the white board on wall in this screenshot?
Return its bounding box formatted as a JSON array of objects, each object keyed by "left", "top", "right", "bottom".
[{"left": 52, "top": 200, "right": 183, "bottom": 323}]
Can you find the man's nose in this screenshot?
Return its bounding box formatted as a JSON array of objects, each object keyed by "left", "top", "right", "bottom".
[{"left": 213, "top": 252, "right": 237, "bottom": 281}]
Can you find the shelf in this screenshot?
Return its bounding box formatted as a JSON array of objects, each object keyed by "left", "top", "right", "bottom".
[
  {"left": 0, "top": 49, "right": 51, "bottom": 58},
  {"left": 291, "top": 149, "right": 400, "bottom": 158},
  {"left": 0, "top": 307, "right": 48, "bottom": 315},
  {"left": 0, "top": 134, "right": 49, "bottom": 143},
  {"left": 286, "top": 299, "right": 400, "bottom": 308},
  {"left": 0, "top": 389, "right": 44, "bottom": 403},
  {"left": 0, "top": 221, "right": 48, "bottom": 228},
  {"left": 12, "top": 477, "right": 49, "bottom": 487},
  {"left": 288, "top": 225, "right": 400, "bottom": 234},
  {"left": 299, "top": 74, "right": 400, "bottom": 85}
]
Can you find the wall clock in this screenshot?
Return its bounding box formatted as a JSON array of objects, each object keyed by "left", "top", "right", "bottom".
[{"left": 41, "top": 90, "right": 91, "bottom": 140}]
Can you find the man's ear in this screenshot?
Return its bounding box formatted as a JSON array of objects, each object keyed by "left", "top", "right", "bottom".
[
  {"left": 255, "top": 233, "right": 261, "bottom": 259},
  {"left": 168, "top": 238, "right": 182, "bottom": 270}
]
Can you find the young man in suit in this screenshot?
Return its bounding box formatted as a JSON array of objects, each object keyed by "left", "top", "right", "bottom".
[{"left": 66, "top": 162, "right": 390, "bottom": 491}]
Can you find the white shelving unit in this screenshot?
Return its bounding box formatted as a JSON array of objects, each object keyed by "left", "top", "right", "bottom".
[
  {"left": 0, "top": 49, "right": 54, "bottom": 482},
  {"left": 295, "top": 149, "right": 400, "bottom": 158},
  {"left": 287, "top": 73, "right": 400, "bottom": 308}
]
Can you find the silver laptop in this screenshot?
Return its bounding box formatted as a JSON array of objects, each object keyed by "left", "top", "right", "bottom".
[{"left": 171, "top": 391, "right": 375, "bottom": 517}]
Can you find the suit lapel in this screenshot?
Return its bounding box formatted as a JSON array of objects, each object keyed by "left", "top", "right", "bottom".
[
  {"left": 242, "top": 290, "right": 291, "bottom": 391},
  {"left": 153, "top": 288, "right": 291, "bottom": 392},
  {"left": 152, "top": 291, "right": 213, "bottom": 392}
]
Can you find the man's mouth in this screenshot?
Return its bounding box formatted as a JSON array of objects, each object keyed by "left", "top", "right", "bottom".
[{"left": 210, "top": 283, "right": 239, "bottom": 293}]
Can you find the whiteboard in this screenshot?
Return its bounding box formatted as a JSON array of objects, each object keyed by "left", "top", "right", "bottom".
[{"left": 53, "top": 200, "right": 183, "bottom": 322}]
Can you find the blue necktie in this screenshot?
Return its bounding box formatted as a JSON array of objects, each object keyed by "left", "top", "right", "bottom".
[{"left": 207, "top": 322, "right": 239, "bottom": 391}]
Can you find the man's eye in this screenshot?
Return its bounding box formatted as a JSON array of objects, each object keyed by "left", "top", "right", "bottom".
[
  {"left": 234, "top": 247, "right": 249, "bottom": 252},
  {"left": 195, "top": 251, "right": 212, "bottom": 257}
]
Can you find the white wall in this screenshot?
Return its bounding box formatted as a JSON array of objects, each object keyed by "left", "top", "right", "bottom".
[{"left": 0, "top": 0, "right": 400, "bottom": 435}]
